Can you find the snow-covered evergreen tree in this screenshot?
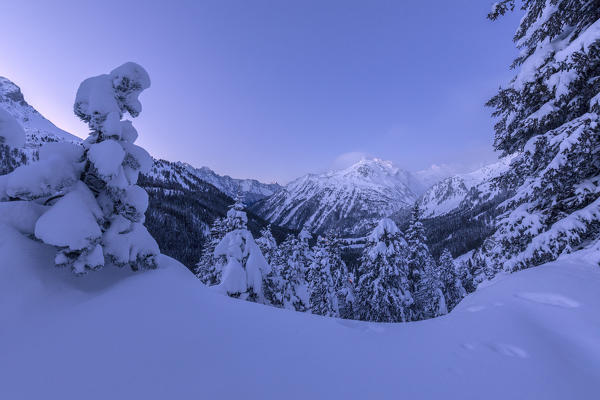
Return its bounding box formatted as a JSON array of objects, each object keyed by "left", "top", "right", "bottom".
[
  {"left": 438, "top": 248, "right": 466, "bottom": 311},
  {"left": 223, "top": 195, "right": 247, "bottom": 231},
  {"left": 212, "top": 228, "right": 271, "bottom": 303},
  {"left": 324, "top": 232, "right": 355, "bottom": 319},
  {"left": 355, "top": 218, "right": 412, "bottom": 323},
  {"left": 198, "top": 201, "right": 271, "bottom": 302},
  {"left": 405, "top": 203, "right": 437, "bottom": 319},
  {"left": 277, "top": 234, "right": 311, "bottom": 312},
  {"left": 256, "top": 224, "right": 278, "bottom": 265},
  {"left": 2, "top": 63, "right": 159, "bottom": 274},
  {"left": 196, "top": 217, "right": 226, "bottom": 285},
  {"left": 415, "top": 259, "right": 447, "bottom": 319},
  {"left": 307, "top": 236, "right": 339, "bottom": 317},
  {"left": 457, "top": 258, "right": 475, "bottom": 294},
  {"left": 479, "top": 1, "right": 600, "bottom": 273}
]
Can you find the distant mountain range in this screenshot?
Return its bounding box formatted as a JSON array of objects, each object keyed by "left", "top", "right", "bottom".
[{"left": 418, "top": 155, "right": 516, "bottom": 218}]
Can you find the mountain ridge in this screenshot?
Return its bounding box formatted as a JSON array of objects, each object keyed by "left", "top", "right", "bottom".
[{"left": 251, "top": 158, "right": 425, "bottom": 236}]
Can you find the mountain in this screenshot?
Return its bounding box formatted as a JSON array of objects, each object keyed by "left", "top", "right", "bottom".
[
  {"left": 146, "top": 160, "right": 280, "bottom": 205},
  {"left": 251, "top": 158, "right": 424, "bottom": 236},
  {"left": 413, "top": 163, "right": 457, "bottom": 189},
  {"left": 0, "top": 77, "right": 80, "bottom": 152},
  {"left": 2, "top": 214, "right": 599, "bottom": 399},
  {"left": 418, "top": 155, "right": 516, "bottom": 218}
]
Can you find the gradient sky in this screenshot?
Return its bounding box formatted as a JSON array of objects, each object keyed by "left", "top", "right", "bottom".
[{"left": 0, "top": 1, "right": 522, "bottom": 183}]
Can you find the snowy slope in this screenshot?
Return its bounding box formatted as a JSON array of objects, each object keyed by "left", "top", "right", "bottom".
[
  {"left": 0, "top": 77, "right": 80, "bottom": 152},
  {"left": 252, "top": 158, "right": 423, "bottom": 235},
  {"left": 146, "top": 159, "right": 280, "bottom": 204},
  {"left": 1, "top": 207, "right": 599, "bottom": 399},
  {"left": 418, "top": 155, "right": 516, "bottom": 218}
]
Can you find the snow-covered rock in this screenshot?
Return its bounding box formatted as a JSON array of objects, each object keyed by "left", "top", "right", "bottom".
[
  {"left": 252, "top": 158, "right": 424, "bottom": 236},
  {"left": 0, "top": 209, "right": 598, "bottom": 399}
]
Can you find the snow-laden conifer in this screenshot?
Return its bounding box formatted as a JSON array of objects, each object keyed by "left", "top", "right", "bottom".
[
  {"left": 256, "top": 224, "right": 278, "bottom": 265},
  {"left": 308, "top": 236, "right": 339, "bottom": 317},
  {"left": 277, "top": 233, "right": 312, "bottom": 311},
  {"left": 438, "top": 248, "right": 466, "bottom": 311},
  {"left": 201, "top": 200, "right": 271, "bottom": 302},
  {"left": 196, "top": 217, "right": 226, "bottom": 285},
  {"left": 355, "top": 218, "right": 412, "bottom": 322},
  {"left": 479, "top": 0, "right": 600, "bottom": 273},
  {"left": 3, "top": 63, "right": 159, "bottom": 274},
  {"left": 405, "top": 204, "right": 437, "bottom": 319}
]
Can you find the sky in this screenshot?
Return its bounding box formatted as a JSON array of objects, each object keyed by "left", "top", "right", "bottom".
[{"left": 0, "top": 1, "right": 522, "bottom": 183}]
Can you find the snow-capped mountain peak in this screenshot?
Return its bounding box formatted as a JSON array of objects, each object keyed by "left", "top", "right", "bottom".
[
  {"left": 418, "top": 155, "right": 517, "bottom": 218},
  {"left": 251, "top": 158, "right": 422, "bottom": 235},
  {"left": 0, "top": 77, "right": 80, "bottom": 149}
]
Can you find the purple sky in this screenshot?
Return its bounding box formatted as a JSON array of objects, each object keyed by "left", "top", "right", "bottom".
[{"left": 0, "top": 1, "right": 521, "bottom": 183}]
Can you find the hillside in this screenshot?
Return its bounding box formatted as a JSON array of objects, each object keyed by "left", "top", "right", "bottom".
[{"left": 1, "top": 207, "right": 598, "bottom": 399}]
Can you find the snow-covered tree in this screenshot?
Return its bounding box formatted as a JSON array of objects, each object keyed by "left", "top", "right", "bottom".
[
  {"left": 277, "top": 234, "right": 311, "bottom": 312},
  {"left": 355, "top": 218, "right": 412, "bottom": 323},
  {"left": 406, "top": 204, "right": 433, "bottom": 284},
  {"left": 196, "top": 217, "right": 226, "bottom": 285},
  {"left": 198, "top": 201, "right": 271, "bottom": 302},
  {"left": 415, "top": 259, "right": 446, "bottom": 320},
  {"left": 256, "top": 224, "right": 278, "bottom": 264},
  {"left": 212, "top": 228, "right": 271, "bottom": 303},
  {"left": 438, "top": 249, "right": 466, "bottom": 311},
  {"left": 307, "top": 236, "right": 339, "bottom": 317},
  {"left": 223, "top": 195, "right": 247, "bottom": 231},
  {"left": 3, "top": 63, "right": 159, "bottom": 274},
  {"left": 457, "top": 258, "right": 475, "bottom": 294},
  {"left": 405, "top": 203, "right": 437, "bottom": 319},
  {"left": 479, "top": 1, "right": 600, "bottom": 273},
  {"left": 324, "top": 232, "right": 355, "bottom": 319}
]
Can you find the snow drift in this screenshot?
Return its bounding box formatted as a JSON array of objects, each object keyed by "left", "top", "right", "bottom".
[{"left": 1, "top": 204, "right": 598, "bottom": 400}]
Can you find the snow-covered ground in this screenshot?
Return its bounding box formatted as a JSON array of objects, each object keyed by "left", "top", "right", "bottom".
[{"left": 1, "top": 207, "right": 599, "bottom": 399}]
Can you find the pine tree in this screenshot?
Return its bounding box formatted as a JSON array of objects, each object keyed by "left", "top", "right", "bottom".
[
  {"left": 406, "top": 203, "right": 437, "bottom": 319},
  {"left": 206, "top": 202, "right": 271, "bottom": 302},
  {"left": 438, "top": 249, "right": 466, "bottom": 311},
  {"left": 457, "top": 258, "right": 475, "bottom": 294},
  {"left": 278, "top": 234, "right": 311, "bottom": 312},
  {"left": 196, "top": 217, "right": 226, "bottom": 285},
  {"left": 325, "top": 232, "right": 355, "bottom": 319},
  {"left": 256, "top": 224, "right": 278, "bottom": 265},
  {"left": 307, "top": 236, "right": 339, "bottom": 317},
  {"left": 196, "top": 198, "right": 250, "bottom": 286},
  {"left": 406, "top": 204, "right": 432, "bottom": 284},
  {"left": 415, "top": 260, "right": 446, "bottom": 319},
  {"left": 480, "top": 1, "right": 600, "bottom": 273},
  {"left": 355, "top": 218, "right": 412, "bottom": 323},
  {"left": 5, "top": 63, "right": 159, "bottom": 274}
]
